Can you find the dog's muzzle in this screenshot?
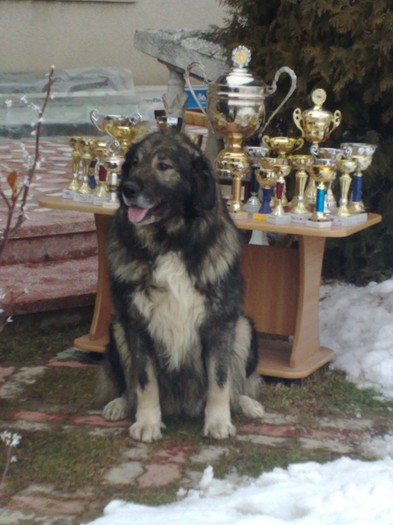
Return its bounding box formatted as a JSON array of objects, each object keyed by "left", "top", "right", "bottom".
[{"left": 121, "top": 180, "right": 159, "bottom": 224}]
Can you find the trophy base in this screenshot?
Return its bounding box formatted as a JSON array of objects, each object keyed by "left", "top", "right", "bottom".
[
  {"left": 102, "top": 199, "right": 119, "bottom": 209},
  {"left": 243, "top": 196, "right": 260, "bottom": 214},
  {"left": 332, "top": 215, "right": 358, "bottom": 227},
  {"left": 306, "top": 218, "right": 333, "bottom": 228},
  {"left": 93, "top": 196, "right": 107, "bottom": 206},
  {"left": 62, "top": 188, "right": 75, "bottom": 199},
  {"left": 267, "top": 214, "right": 291, "bottom": 225},
  {"left": 290, "top": 213, "right": 311, "bottom": 225},
  {"left": 353, "top": 212, "right": 368, "bottom": 224},
  {"left": 229, "top": 210, "right": 249, "bottom": 221},
  {"left": 73, "top": 193, "right": 94, "bottom": 204},
  {"left": 248, "top": 230, "right": 269, "bottom": 246}
]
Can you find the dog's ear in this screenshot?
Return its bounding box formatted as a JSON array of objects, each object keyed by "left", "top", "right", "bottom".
[{"left": 190, "top": 153, "right": 217, "bottom": 211}]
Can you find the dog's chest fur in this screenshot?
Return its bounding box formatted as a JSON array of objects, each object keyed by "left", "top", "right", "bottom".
[{"left": 133, "top": 251, "right": 206, "bottom": 371}]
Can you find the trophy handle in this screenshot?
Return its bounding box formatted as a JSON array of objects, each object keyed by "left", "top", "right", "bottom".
[
  {"left": 294, "top": 137, "right": 304, "bottom": 152},
  {"left": 261, "top": 66, "right": 297, "bottom": 133},
  {"left": 90, "top": 109, "right": 103, "bottom": 132},
  {"left": 184, "top": 62, "right": 210, "bottom": 118},
  {"left": 325, "top": 110, "right": 342, "bottom": 140},
  {"left": 261, "top": 135, "right": 271, "bottom": 149},
  {"left": 293, "top": 108, "right": 304, "bottom": 135}
]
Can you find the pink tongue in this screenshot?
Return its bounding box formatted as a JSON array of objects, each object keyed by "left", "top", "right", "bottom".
[{"left": 127, "top": 206, "right": 149, "bottom": 224}]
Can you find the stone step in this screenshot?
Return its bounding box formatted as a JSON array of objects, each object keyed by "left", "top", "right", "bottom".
[
  {"left": 0, "top": 256, "right": 97, "bottom": 316},
  {"left": 1, "top": 229, "right": 97, "bottom": 266}
]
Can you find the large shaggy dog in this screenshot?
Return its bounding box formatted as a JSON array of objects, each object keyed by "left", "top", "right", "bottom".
[{"left": 101, "top": 131, "right": 264, "bottom": 442}]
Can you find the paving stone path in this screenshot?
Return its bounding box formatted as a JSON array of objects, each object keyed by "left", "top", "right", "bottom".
[{"left": 0, "top": 351, "right": 386, "bottom": 525}]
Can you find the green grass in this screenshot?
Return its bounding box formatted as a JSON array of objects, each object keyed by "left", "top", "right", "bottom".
[
  {"left": 0, "top": 315, "right": 91, "bottom": 365},
  {"left": 2, "top": 429, "right": 130, "bottom": 493}
]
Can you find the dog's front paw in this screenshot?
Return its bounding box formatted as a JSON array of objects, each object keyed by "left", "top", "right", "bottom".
[
  {"left": 129, "top": 420, "right": 165, "bottom": 443},
  {"left": 203, "top": 418, "right": 236, "bottom": 440},
  {"left": 102, "top": 397, "right": 128, "bottom": 421},
  {"left": 239, "top": 395, "right": 265, "bottom": 419}
]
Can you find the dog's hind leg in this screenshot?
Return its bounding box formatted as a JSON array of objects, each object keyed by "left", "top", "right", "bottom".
[
  {"left": 129, "top": 358, "right": 165, "bottom": 443},
  {"left": 102, "top": 321, "right": 131, "bottom": 421},
  {"left": 232, "top": 317, "right": 265, "bottom": 419}
]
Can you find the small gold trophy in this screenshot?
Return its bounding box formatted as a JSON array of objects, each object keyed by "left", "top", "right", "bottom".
[
  {"left": 340, "top": 142, "right": 377, "bottom": 216},
  {"left": 255, "top": 157, "right": 277, "bottom": 215},
  {"left": 243, "top": 145, "right": 270, "bottom": 214},
  {"left": 333, "top": 158, "right": 358, "bottom": 224},
  {"left": 308, "top": 159, "right": 336, "bottom": 226},
  {"left": 288, "top": 154, "right": 313, "bottom": 218},
  {"left": 315, "top": 148, "right": 343, "bottom": 215},
  {"left": 63, "top": 137, "right": 83, "bottom": 198}
]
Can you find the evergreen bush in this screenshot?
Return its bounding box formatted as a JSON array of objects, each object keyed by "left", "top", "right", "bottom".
[{"left": 214, "top": 0, "right": 392, "bottom": 284}]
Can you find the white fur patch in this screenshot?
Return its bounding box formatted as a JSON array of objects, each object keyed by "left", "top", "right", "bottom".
[
  {"left": 204, "top": 364, "right": 235, "bottom": 439},
  {"left": 133, "top": 252, "right": 206, "bottom": 371},
  {"left": 130, "top": 359, "right": 163, "bottom": 442}
]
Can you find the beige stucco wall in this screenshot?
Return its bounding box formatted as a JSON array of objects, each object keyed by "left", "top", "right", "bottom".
[{"left": 0, "top": 0, "right": 226, "bottom": 86}]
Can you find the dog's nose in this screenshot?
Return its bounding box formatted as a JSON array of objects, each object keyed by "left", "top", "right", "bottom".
[{"left": 122, "top": 180, "right": 142, "bottom": 199}]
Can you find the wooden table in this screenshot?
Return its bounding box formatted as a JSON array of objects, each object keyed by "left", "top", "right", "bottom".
[{"left": 38, "top": 195, "right": 381, "bottom": 379}]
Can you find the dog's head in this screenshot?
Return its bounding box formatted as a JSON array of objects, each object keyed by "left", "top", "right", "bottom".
[{"left": 118, "top": 131, "right": 217, "bottom": 226}]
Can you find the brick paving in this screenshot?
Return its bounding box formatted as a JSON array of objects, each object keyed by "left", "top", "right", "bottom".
[{"left": 0, "top": 350, "right": 388, "bottom": 525}]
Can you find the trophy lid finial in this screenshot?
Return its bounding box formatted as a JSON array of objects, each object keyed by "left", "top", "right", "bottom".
[
  {"left": 231, "top": 46, "right": 252, "bottom": 68},
  {"left": 311, "top": 88, "right": 327, "bottom": 107}
]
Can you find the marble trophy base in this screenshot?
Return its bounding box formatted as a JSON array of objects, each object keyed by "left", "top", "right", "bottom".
[
  {"left": 306, "top": 218, "right": 333, "bottom": 229},
  {"left": 73, "top": 193, "right": 94, "bottom": 204},
  {"left": 229, "top": 211, "right": 249, "bottom": 221},
  {"left": 290, "top": 213, "right": 312, "bottom": 225},
  {"left": 62, "top": 188, "right": 75, "bottom": 199},
  {"left": 332, "top": 215, "right": 358, "bottom": 227},
  {"left": 267, "top": 214, "right": 292, "bottom": 225}
]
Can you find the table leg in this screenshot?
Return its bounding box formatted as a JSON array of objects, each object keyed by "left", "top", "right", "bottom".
[
  {"left": 73, "top": 214, "right": 113, "bottom": 353},
  {"left": 289, "top": 235, "right": 334, "bottom": 373},
  {"left": 240, "top": 237, "right": 334, "bottom": 379}
]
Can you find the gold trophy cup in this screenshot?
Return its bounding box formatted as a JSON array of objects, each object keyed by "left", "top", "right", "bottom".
[
  {"left": 335, "top": 158, "right": 358, "bottom": 219},
  {"left": 288, "top": 154, "right": 313, "bottom": 216},
  {"left": 293, "top": 89, "right": 341, "bottom": 155},
  {"left": 308, "top": 159, "right": 336, "bottom": 224}
]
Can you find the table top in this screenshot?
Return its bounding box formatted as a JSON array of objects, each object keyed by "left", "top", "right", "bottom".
[{"left": 38, "top": 195, "right": 382, "bottom": 239}]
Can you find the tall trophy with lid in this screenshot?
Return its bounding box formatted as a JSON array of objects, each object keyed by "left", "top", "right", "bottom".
[{"left": 186, "top": 46, "right": 297, "bottom": 217}]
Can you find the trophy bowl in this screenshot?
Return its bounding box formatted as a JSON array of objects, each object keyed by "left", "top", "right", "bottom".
[
  {"left": 262, "top": 136, "right": 304, "bottom": 157},
  {"left": 316, "top": 148, "right": 344, "bottom": 161},
  {"left": 90, "top": 110, "right": 145, "bottom": 155}
]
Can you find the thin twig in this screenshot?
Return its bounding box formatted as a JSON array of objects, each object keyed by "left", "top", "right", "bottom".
[{"left": 0, "top": 66, "right": 55, "bottom": 259}]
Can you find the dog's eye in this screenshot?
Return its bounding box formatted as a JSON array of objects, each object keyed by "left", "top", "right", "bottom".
[{"left": 157, "top": 161, "right": 172, "bottom": 171}]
